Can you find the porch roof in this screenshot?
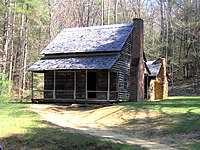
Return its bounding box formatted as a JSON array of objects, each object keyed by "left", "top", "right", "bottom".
[
  {"left": 28, "top": 54, "right": 120, "bottom": 71},
  {"left": 146, "top": 60, "right": 162, "bottom": 76}
]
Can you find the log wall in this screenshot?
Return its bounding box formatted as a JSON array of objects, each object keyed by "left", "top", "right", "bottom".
[
  {"left": 149, "top": 79, "right": 155, "bottom": 100},
  {"left": 44, "top": 69, "right": 118, "bottom": 100},
  {"left": 149, "top": 58, "right": 168, "bottom": 100},
  {"left": 112, "top": 32, "right": 132, "bottom": 100},
  {"left": 155, "top": 58, "right": 168, "bottom": 99},
  {"left": 44, "top": 71, "right": 53, "bottom": 98},
  {"left": 76, "top": 70, "right": 86, "bottom": 99},
  {"left": 97, "top": 70, "right": 108, "bottom": 91}
]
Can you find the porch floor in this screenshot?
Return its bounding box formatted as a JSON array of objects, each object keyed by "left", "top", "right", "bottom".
[{"left": 31, "top": 98, "right": 125, "bottom": 104}]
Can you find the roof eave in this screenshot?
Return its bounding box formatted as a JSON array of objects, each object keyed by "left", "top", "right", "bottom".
[{"left": 41, "top": 50, "right": 122, "bottom": 55}]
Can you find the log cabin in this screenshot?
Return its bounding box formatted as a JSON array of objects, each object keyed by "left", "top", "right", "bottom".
[
  {"left": 28, "top": 18, "right": 150, "bottom": 103},
  {"left": 147, "top": 58, "right": 169, "bottom": 100}
]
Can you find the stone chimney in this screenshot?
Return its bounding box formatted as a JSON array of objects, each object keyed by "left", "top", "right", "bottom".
[{"left": 129, "top": 18, "right": 144, "bottom": 101}]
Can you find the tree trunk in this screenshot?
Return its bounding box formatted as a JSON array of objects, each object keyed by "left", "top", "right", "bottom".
[
  {"left": 2, "top": 0, "right": 10, "bottom": 76},
  {"left": 114, "top": 0, "right": 118, "bottom": 24},
  {"left": 21, "top": 4, "right": 29, "bottom": 98},
  {"left": 160, "top": 0, "right": 165, "bottom": 55},
  {"left": 18, "top": 3, "right": 25, "bottom": 99},
  {"left": 101, "top": 0, "right": 104, "bottom": 25},
  {"left": 107, "top": 0, "right": 111, "bottom": 25},
  {"left": 8, "top": 0, "right": 16, "bottom": 94},
  {"left": 48, "top": 0, "right": 52, "bottom": 41}
]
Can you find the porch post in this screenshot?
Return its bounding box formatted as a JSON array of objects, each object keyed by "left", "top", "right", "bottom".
[
  {"left": 31, "top": 72, "right": 34, "bottom": 100},
  {"left": 74, "top": 71, "right": 76, "bottom": 100},
  {"left": 85, "top": 70, "right": 88, "bottom": 100},
  {"left": 107, "top": 69, "right": 110, "bottom": 101},
  {"left": 53, "top": 70, "right": 56, "bottom": 99}
]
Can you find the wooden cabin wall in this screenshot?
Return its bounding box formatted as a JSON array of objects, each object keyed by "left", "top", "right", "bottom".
[
  {"left": 155, "top": 58, "right": 168, "bottom": 99},
  {"left": 76, "top": 70, "right": 86, "bottom": 99},
  {"left": 110, "top": 72, "right": 118, "bottom": 100},
  {"left": 96, "top": 70, "right": 108, "bottom": 91},
  {"left": 44, "top": 70, "right": 75, "bottom": 99},
  {"left": 96, "top": 70, "right": 108, "bottom": 99},
  {"left": 44, "top": 69, "right": 118, "bottom": 100},
  {"left": 112, "top": 32, "right": 132, "bottom": 100},
  {"left": 44, "top": 71, "right": 54, "bottom": 98},
  {"left": 55, "top": 71, "right": 74, "bottom": 99},
  {"left": 146, "top": 58, "right": 169, "bottom": 101},
  {"left": 154, "top": 79, "right": 163, "bottom": 99},
  {"left": 149, "top": 79, "right": 155, "bottom": 100},
  {"left": 91, "top": 70, "right": 118, "bottom": 100}
]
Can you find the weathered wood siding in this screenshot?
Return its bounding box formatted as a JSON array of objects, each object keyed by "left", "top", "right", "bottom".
[
  {"left": 155, "top": 58, "right": 168, "bottom": 99},
  {"left": 96, "top": 70, "right": 108, "bottom": 99},
  {"left": 44, "top": 69, "right": 118, "bottom": 100},
  {"left": 110, "top": 71, "right": 118, "bottom": 100},
  {"left": 76, "top": 70, "right": 86, "bottom": 99},
  {"left": 44, "top": 71, "right": 74, "bottom": 99},
  {"left": 112, "top": 32, "right": 132, "bottom": 100},
  {"left": 149, "top": 79, "right": 155, "bottom": 100},
  {"left": 44, "top": 71, "right": 53, "bottom": 98},
  {"left": 148, "top": 58, "right": 168, "bottom": 100},
  {"left": 90, "top": 70, "right": 118, "bottom": 100},
  {"left": 56, "top": 71, "right": 74, "bottom": 99},
  {"left": 96, "top": 70, "right": 108, "bottom": 91}
]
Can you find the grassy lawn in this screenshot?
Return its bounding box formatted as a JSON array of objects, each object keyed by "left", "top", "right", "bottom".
[
  {"left": 0, "top": 97, "right": 199, "bottom": 150},
  {"left": 0, "top": 102, "right": 145, "bottom": 150},
  {"left": 119, "top": 96, "right": 200, "bottom": 149}
]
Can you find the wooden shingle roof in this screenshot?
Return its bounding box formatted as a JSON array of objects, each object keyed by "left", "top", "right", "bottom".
[
  {"left": 41, "top": 23, "right": 134, "bottom": 54},
  {"left": 28, "top": 54, "right": 120, "bottom": 71},
  {"left": 146, "top": 60, "right": 162, "bottom": 76}
]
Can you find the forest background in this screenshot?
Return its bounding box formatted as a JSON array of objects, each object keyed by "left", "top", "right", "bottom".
[{"left": 0, "top": 0, "right": 199, "bottom": 100}]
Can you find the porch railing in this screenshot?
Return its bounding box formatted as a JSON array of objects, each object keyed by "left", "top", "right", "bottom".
[{"left": 32, "top": 90, "right": 118, "bottom": 101}]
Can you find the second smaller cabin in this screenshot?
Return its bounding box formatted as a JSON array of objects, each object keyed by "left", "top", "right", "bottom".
[{"left": 147, "top": 58, "right": 169, "bottom": 100}]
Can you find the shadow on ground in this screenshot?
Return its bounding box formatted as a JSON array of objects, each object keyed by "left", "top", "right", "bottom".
[{"left": 117, "top": 97, "right": 200, "bottom": 148}]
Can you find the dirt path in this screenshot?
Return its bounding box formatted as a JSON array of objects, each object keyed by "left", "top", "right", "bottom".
[{"left": 30, "top": 104, "right": 176, "bottom": 150}]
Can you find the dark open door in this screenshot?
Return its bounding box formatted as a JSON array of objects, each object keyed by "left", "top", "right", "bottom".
[
  {"left": 87, "top": 72, "right": 97, "bottom": 98},
  {"left": 144, "top": 75, "right": 149, "bottom": 99}
]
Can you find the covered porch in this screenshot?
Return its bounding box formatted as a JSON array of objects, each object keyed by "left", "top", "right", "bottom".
[
  {"left": 28, "top": 54, "right": 120, "bottom": 103},
  {"left": 31, "top": 69, "right": 118, "bottom": 103}
]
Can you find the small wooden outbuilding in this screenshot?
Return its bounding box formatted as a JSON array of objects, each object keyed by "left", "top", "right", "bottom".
[
  {"left": 146, "top": 58, "right": 169, "bottom": 100},
  {"left": 28, "top": 18, "right": 149, "bottom": 103}
]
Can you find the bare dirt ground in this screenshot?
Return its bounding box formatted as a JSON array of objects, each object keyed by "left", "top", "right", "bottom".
[{"left": 30, "top": 104, "right": 177, "bottom": 150}]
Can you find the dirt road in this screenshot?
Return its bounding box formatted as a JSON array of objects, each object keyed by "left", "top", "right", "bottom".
[{"left": 30, "top": 104, "right": 176, "bottom": 150}]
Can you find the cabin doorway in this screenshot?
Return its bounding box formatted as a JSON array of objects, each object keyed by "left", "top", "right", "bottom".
[
  {"left": 87, "top": 72, "right": 97, "bottom": 98},
  {"left": 144, "top": 75, "right": 148, "bottom": 99}
]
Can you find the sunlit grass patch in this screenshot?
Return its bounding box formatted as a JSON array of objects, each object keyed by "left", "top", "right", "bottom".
[
  {"left": 0, "top": 102, "right": 146, "bottom": 150},
  {"left": 0, "top": 103, "right": 42, "bottom": 137},
  {"left": 119, "top": 96, "right": 200, "bottom": 149}
]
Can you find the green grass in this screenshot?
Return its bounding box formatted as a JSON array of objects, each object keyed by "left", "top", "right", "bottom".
[
  {"left": 1, "top": 97, "right": 199, "bottom": 149},
  {"left": 119, "top": 96, "right": 200, "bottom": 149},
  {"left": 0, "top": 102, "right": 145, "bottom": 150}
]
